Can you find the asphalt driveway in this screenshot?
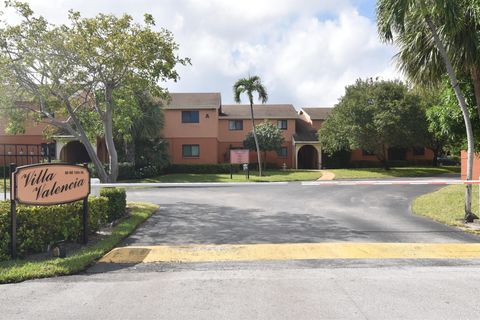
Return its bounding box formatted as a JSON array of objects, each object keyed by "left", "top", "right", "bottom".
[
  {"left": 4, "top": 180, "right": 480, "bottom": 320},
  {"left": 124, "top": 181, "right": 478, "bottom": 245}
]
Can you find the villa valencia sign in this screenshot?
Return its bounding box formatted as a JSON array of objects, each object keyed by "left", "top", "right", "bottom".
[
  {"left": 13, "top": 163, "right": 90, "bottom": 205},
  {"left": 9, "top": 163, "right": 91, "bottom": 258}
]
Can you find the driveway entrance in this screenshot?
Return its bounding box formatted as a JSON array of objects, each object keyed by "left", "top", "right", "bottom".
[{"left": 122, "top": 183, "right": 477, "bottom": 245}]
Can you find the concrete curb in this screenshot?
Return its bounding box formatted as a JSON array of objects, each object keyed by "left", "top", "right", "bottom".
[
  {"left": 92, "top": 182, "right": 289, "bottom": 188},
  {"left": 302, "top": 179, "right": 478, "bottom": 186}
]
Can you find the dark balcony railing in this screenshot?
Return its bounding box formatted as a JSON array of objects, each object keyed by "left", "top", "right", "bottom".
[{"left": 1, "top": 143, "right": 56, "bottom": 200}]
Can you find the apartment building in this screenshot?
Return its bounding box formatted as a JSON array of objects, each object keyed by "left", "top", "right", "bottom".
[
  {"left": 1, "top": 92, "right": 435, "bottom": 169},
  {"left": 0, "top": 109, "right": 52, "bottom": 166},
  {"left": 163, "top": 93, "right": 298, "bottom": 168},
  {"left": 163, "top": 93, "right": 434, "bottom": 169}
]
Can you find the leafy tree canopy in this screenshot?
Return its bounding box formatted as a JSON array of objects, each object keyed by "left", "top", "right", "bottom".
[
  {"left": 0, "top": 1, "right": 189, "bottom": 182},
  {"left": 424, "top": 78, "right": 480, "bottom": 155},
  {"left": 319, "top": 78, "right": 427, "bottom": 168},
  {"left": 377, "top": 0, "right": 480, "bottom": 119},
  {"left": 243, "top": 121, "right": 285, "bottom": 153},
  {"left": 376, "top": 0, "right": 477, "bottom": 219}
]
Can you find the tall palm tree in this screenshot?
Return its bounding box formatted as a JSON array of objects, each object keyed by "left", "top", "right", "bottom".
[
  {"left": 379, "top": 0, "right": 480, "bottom": 120},
  {"left": 233, "top": 76, "right": 268, "bottom": 176},
  {"left": 377, "top": 0, "right": 476, "bottom": 222}
]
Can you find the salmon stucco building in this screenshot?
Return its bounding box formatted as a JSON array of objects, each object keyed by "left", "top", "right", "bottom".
[
  {"left": 163, "top": 93, "right": 300, "bottom": 168},
  {"left": 0, "top": 103, "right": 107, "bottom": 167},
  {"left": 2, "top": 92, "right": 435, "bottom": 169},
  {"left": 162, "top": 93, "right": 435, "bottom": 169}
]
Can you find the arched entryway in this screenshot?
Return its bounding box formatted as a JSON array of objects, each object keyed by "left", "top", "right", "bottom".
[
  {"left": 297, "top": 145, "right": 319, "bottom": 169},
  {"left": 60, "top": 141, "right": 91, "bottom": 163}
]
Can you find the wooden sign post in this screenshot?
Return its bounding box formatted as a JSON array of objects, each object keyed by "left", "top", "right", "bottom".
[{"left": 10, "top": 163, "right": 90, "bottom": 259}]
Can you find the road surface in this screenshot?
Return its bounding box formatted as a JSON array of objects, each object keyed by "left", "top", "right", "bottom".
[{"left": 2, "top": 180, "right": 480, "bottom": 319}]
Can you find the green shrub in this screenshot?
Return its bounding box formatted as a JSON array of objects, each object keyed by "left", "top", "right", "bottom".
[
  {"left": 0, "top": 166, "right": 9, "bottom": 179},
  {"left": 322, "top": 150, "right": 352, "bottom": 169},
  {"left": 89, "top": 162, "right": 166, "bottom": 181},
  {"left": 165, "top": 164, "right": 240, "bottom": 174},
  {"left": 100, "top": 188, "right": 127, "bottom": 222},
  {"left": 117, "top": 162, "right": 163, "bottom": 180},
  {"left": 87, "top": 163, "right": 99, "bottom": 179},
  {"left": 0, "top": 202, "right": 9, "bottom": 261},
  {"left": 0, "top": 197, "right": 108, "bottom": 260},
  {"left": 117, "top": 163, "right": 136, "bottom": 180}
]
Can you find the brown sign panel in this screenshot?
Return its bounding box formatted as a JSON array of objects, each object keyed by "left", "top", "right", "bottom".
[
  {"left": 13, "top": 163, "right": 90, "bottom": 205},
  {"left": 230, "top": 149, "right": 250, "bottom": 164}
]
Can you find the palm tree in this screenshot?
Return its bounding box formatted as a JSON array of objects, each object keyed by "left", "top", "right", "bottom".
[
  {"left": 124, "top": 90, "right": 164, "bottom": 164},
  {"left": 377, "top": 0, "right": 476, "bottom": 222},
  {"left": 379, "top": 0, "right": 480, "bottom": 120},
  {"left": 233, "top": 76, "right": 268, "bottom": 176}
]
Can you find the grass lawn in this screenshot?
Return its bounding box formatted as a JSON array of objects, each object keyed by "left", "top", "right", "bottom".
[
  {"left": 329, "top": 166, "right": 460, "bottom": 180},
  {"left": 0, "top": 202, "right": 158, "bottom": 284},
  {"left": 412, "top": 185, "right": 479, "bottom": 229},
  {"left": 137, "top": 170, "right": 322, "bottom": 183}
]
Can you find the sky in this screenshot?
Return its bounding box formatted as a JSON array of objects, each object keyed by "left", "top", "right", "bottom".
[{"left": 1, "top": 0, "right": 401, "bottom": 108}]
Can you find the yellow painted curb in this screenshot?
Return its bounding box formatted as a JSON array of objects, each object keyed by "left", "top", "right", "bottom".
[{"left": 99, "top": 243, "right": 480, "bottom": 264}]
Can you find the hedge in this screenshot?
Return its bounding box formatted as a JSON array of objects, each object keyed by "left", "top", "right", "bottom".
[
  {"left": 89, "top": 162, "right": 163, "bottom": 180},
  {"left": 117, "top": 163, "right": 161, "bottom": 180},
  {"left": 164, "top": 164, "right": 240, "bottom": 174},
  {"left": 0, "top": 197, "right": 109, "bottom": 261},
  {"left": 100, "top": 188, "right": 127, "bottom": 222}
]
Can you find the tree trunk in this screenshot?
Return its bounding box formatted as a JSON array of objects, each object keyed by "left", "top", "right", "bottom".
[
  {"left": 425, "top": 16, "right": 475, "bottom": 222},
  {"left": 376, "top": 145, "right": 389, "bottom": 170},
  {"left": 64, "top": 100, "right": 109, "bottom": 182},
  {"left": 432, "top": 147, "right": 439, "bottom": 167},
  {"left": 80, "top": 136, "right": 108, "bottom": 181},
  {"left": 470, "top": 66, "right": 480, "bottom": 121},
  {"left": 383, "top": 145, "right": 390, "bottom": 170},
  {"left": 104, "top": 86, "right": 119, "bottom": 182},
  {"left": 249, "top": 103, "right": 262, "bottom": 176},
  {"left": 264, "top": 150, "right": 267, "bottom": 172}
]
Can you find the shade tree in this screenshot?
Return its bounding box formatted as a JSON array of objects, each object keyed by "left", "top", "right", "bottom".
[{"left": 0, "top": 1, "right": 189, "bottom": 182}]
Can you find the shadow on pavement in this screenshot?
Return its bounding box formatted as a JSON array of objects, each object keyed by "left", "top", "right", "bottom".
[{"left": 121, "top": 202, "right": 370, "bottom": 245}]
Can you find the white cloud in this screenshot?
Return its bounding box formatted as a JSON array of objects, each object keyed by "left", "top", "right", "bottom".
[{"left": 1, "top": 0, "right": 401, "bottom": 107}]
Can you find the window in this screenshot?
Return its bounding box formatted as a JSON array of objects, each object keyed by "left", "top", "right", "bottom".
[
  {"left": 277, "top": 147, "right": 288, "bottom": 157},
  {"left": 413, "top": 146, "right": 425, "bottom": 156},
  {"left": 229, "top": 120, "right": 243, "bottom": 130},
  {"left": 182, "top": 144, "right": 200, "bottom": 157},
  {"left": 362, "top": 149, "right": 375, "bottom": 156},
  {"left": 181, "top": 111, "right": 199, "bottom": 123},
  {"left": 277, "top": 120, "right": 288, "bottom": 130}
]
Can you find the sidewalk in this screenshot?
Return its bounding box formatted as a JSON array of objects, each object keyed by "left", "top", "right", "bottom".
[{"left": 317, "top": 170, "right": 335, "bottom": 181}]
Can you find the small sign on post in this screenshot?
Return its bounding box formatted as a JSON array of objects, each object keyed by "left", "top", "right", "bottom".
[
  {"left": 230, "top": 149, "right": 250, "bottom": 165},
  {"left": 230, "top": 149, "right": 250, "bottom": 179},
  {"left": 10, "top": 163, "right": 90, "bottom": 258}
]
